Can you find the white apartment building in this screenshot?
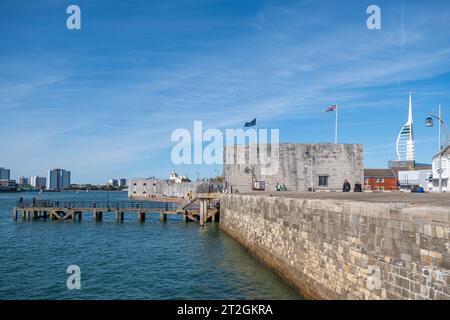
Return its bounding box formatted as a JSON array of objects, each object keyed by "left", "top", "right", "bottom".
[{"left": 431, "top": 145, "right": 450, "bottom": 192}]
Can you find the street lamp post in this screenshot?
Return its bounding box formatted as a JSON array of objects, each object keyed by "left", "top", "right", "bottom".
[
  {"left": 425, "top": 105, "right": 449, "bottom": 193},
  {"left": 106, "top": 183, "right": 110, "bottom": 208}
]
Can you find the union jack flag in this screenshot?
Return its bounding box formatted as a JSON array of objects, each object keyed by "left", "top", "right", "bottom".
[{"left": 324, "top": 105, "right": 337, "bottom": 112}]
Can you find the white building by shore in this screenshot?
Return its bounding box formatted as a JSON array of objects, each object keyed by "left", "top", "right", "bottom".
[
  {"left": 169, "top": 171, "right": 190, "bottom": 183},
  {"left": 431, "top": 145, "right": 450, "bottom": 192},
  {"left": 398, "top": 170, "right": 433, "bottom": 192}
]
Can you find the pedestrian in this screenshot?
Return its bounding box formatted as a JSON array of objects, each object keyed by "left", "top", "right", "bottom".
[
  {"left": 342, "top": 179, "right": 351, "bottom": 192},
  {"left": 18, "top": 197, "right": 24, "bottom": 208},
  {"left": 354, "top": 182, "right": 362, "bottom": 192}
]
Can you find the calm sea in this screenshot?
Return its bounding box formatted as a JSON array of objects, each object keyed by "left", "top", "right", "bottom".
[{"left": 0, "top": 191, "right": 301, "bottom": 300}]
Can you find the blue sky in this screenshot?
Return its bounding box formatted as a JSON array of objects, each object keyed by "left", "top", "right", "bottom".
[{"left": 1, "top": 0, "right": 450, "bottom": 184}]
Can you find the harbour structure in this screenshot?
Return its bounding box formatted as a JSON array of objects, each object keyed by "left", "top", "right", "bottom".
[
  {"left": 129, "top": 178, "right": 221, "bottom": 199},
  {"left": 224, "top": 143, "right": 364, "bottom": 193},
  {"left": 220, "top": 192, "right": 450, "bottom": 300},
  {"left": 13, "top": 193, "right": 221, "bottom": 226},
  {"left": 396, "top": 92, "right": 415, "bottom": 162},
  {"left": 0, "top": 179, "right": 17, "bottom": 192}
]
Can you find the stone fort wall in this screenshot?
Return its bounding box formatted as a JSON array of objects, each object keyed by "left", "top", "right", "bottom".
[
  {"left": 128, "top": 179, "right": 221, "bottom": 199},
  {"left": 224, "top": 143, "right": 364, "bottom": 193},
  {"left": 220, "top": 194, "right": 450, "bottom": 300}
]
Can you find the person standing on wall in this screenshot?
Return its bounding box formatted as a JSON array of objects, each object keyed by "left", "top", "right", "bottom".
[{"left": 343, "top": 179, "right": 351, "bottom": 192}]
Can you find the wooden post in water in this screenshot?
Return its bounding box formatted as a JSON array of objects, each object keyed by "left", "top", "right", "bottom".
[
  {"left": 138, "top": 212, "right": 145, "bottom": 222},
  {"left": 160, "top": 212, "right": 167, "bottom": 222},
  {"left": 199, "top": 199, "right": 206, "bottom": 226},
  {"left": 13, "top": 208, "right": 18, "bottom": 221},
  {"left": 120, "top": 212, "right": 124, "bottom": 222},
  {"left": 93, "top": 210, "right": 103, "bottom": 222},
  {"left": 78, "top": 211, "right": 82, "bottom": 221}
]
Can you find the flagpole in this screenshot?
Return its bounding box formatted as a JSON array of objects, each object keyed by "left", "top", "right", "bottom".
[{"left": 335, "top": 105, "right": 339, "bottom": 144}]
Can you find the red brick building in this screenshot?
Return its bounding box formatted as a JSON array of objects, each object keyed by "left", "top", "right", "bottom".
[{"left": 364, "top": 169, "right": 398, "bottom": 192}]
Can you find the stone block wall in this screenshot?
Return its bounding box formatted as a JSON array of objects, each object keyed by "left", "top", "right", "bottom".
[
  {"left": 224, "top": 143, "right": 364, "bottom": 193},
  {"left": 220, "top": 195, "right": 450, "bottom": 300},
  {"left": 128, "top": 179, "right": 222, "bottom": 199}
]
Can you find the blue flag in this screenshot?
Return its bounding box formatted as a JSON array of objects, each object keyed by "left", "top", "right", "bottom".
[{"left": 244, "top": 118, "right": 256, "bottom": 127}]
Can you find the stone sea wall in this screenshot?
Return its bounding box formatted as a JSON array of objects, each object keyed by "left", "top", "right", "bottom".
[{"left": 219, "top": 195, "right": 450, "bottom": 300}]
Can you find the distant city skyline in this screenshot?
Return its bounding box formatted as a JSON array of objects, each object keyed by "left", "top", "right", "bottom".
[{"left": 1, "top": 0, "right": 450, "bottom": 184}]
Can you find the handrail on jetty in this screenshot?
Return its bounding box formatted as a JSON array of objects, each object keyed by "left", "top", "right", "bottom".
[
  {"left": 13, "top": 193, "right": 222, "bottom": 226},
  {"left": 16, "top": 199, "right": 177, "bottom": 211}
]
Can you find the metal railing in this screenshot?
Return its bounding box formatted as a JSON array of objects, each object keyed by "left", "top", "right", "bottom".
[{"left": 16, "top": 199, "right": 178, "bottom": 211}]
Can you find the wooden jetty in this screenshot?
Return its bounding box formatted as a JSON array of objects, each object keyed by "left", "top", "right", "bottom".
[{"left": 13, "top": 193, "right": 221, "bottom": 226}]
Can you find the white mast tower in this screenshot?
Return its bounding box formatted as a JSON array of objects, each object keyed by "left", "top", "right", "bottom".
[{"left": 396, "top": 92, "right": 415, "bottom": 162}]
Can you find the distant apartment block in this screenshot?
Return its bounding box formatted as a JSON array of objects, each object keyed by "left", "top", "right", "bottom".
[
  {"left": 46, "top": 169, "right": 71, "bottom": 191},
  {"left": 18, "top": 176, "right": 29, "bottom": 186},
  {"left": 119, "top": 178, "right": 127, "bottom": 187},
  {"left": 0, "top": 167, "right": 10, "bottom": 180},
  {"left": 30, "top": 176, "right": 47, "bottom": 189},
  {"left": 108, "top": 179, "right": 119, "bottom": 187}
]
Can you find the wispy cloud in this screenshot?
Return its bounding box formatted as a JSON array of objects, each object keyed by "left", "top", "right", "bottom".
[{"left": 1, "top": 0, "right": 450, "bottom": 181}]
